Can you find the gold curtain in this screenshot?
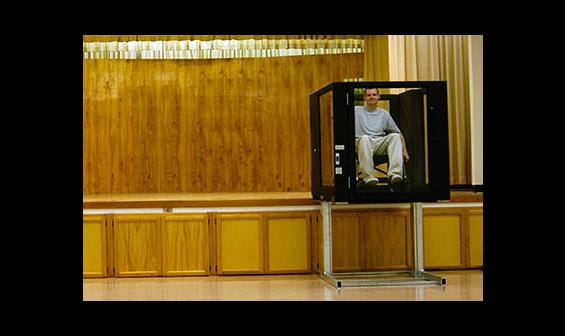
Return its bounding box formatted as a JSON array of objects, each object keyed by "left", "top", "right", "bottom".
[
  {"left": 388, "top": 35, "right": 471, "bottom": 185},
  {"left": 83, "top": 35, "right": 364, "bottom": 60},
  {"left": 83, "top": 35, "right": 363, "bottom": 42},
  {"left": 363, "top": 35, "right": 389, "bottom": 81}
]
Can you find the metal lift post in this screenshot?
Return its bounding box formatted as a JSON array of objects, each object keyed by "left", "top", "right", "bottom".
[{"left": 319, "top": 201, "right": 446, "bottom": 288}]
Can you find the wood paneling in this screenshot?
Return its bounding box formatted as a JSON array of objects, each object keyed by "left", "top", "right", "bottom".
[
  {"left": 113, "top": 214, "right": 162, "bottom": 277},
  {"left": 265, "top": 213, "right": 311, "bottom": 274},
  {"left": 83, "top": 206, "right": 481, "bottom": 278},
  {"left": 83, "top": 54, "right": 363, "bottom": 194},
  {"left": 468, "top": 209, "right": 483, "bottom": 268},
  {"left": 330, "top": 210, "right": 413, "bottom": 273},
  {"left": 423, "top": 212, "right": 464, "bottom": 269},
  {"left": 83, "top": 215, "right": 107, "bottom": 278},
  {"left": 83, "top": 192, "right": 313, "bottom": 208},
  {"left": 325, "top": 207, "right": 484, "bottom": 273},
  {"left": 162, "top": 214, "right": 209, "bottom": 276},
  {"left": 216, "top": 214, "right": 264, "bottom": 274},
  {"left": 332, "top": 213, "right": 364, "bottom": 272},
  {"left": 364, "top": 211, "right": 411, "bottom": 271},
  {"left": 215, "top": 211, "right": 312, "bottom": 275}
]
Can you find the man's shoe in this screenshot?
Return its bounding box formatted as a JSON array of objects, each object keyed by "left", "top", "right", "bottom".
[
  {"left": 366, "top": 179, "right": 380, "bottom": 187},
  {"left": 390, "top": 176, "right": 402, "bottom": 186}
]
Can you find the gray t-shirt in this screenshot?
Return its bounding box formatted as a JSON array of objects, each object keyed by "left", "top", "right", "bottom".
[{"left": 355, "top": 106, "right": 400, "bottom": 137}]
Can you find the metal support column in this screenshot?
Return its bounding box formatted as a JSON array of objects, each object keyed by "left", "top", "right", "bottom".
[
  {"left": 319, "top": 201, "right": 446, "bottom": 288},
  {"left": 321, "top": 201, "right": 333, "bottom": 279},
  {"left": 410, "top": 202, "right": 446, "bottom": 285}
]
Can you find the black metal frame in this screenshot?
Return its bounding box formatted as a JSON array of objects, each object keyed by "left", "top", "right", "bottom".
[{"left": 310, "top": 81, "right": 450, "bottom": 203}]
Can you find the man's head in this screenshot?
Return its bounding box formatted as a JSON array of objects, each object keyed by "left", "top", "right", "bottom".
[{"left": 363, "top": 88, "right": 380, "bottom": 106}]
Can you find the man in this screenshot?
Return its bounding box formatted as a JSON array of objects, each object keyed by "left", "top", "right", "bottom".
[{"left": 355, "top": 88, "right": 410, "bottom": 187}]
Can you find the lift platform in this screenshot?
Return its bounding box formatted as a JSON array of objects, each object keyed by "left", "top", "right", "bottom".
[{"left": 319, "top": 201, "right": 446, "bottom": 288}]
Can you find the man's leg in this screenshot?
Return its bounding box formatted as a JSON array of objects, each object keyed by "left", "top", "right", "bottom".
[
  {"left": 356, "top": 136, "right": 378, "bottom": 183},
  {"left": 374, "top": 133, "right": 403, "bottom": 182}
]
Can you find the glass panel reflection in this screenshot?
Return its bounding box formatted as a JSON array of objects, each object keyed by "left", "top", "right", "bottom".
[
  {"left": 319, "top": 91, "right": 334, "bottom": 187},
  {"left": 354, "top": 87, "right": 429, "bottom": 193}
]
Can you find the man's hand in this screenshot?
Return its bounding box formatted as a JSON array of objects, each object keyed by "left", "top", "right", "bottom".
[
  {"left": 400, "top": 133, "right": 410, "bottom": 162},
  {"left": 403, "top": 149, "right": 410, "bottom": 162}
]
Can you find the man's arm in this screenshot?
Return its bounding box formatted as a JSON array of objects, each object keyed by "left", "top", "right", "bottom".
[
  {"left": 385, "top": 112, "right": 409, "bottom": 161},
  {"left": 400, "top": 133, "right": 410, "bottom": 162}
]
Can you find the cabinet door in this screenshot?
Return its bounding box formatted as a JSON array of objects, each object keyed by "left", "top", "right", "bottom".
[
  {"left": 83, "top": 215, "right": 107, "bottom": 278},
  {"left": 423, "top": 210, "right": 465, "bottom": 269},
  {"left": 216, "top": 213, "right": 264, "bottom": 274},
  {"left": 113, "top": 214, "right": 162, "bottom": 277},
  {"left": 364, "top": 210, "right": 412, "bottom": 271},
  {"left": 265, "top": 213, "right": 311, "bottom": 274},
  {"left": 162, "top": 214, "right": 210, "bottom": 276},
  {"left": 468, "top": 209, "right": 483, "bottom": 268},
  {"left": 331, "top": 212, "right": 364, "bottom": 273}
]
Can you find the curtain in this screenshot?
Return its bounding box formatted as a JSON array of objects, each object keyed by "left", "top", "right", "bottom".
[
  {"left": 83, "top": 35, "right": 364, "bottom": 42},
  {"left": 83, "top": 36, "right": 364, "bottom": 60},
  {"left": 363, "top": 35, "right": 389, "bottom": 81},
  {"left": 388, "top": 35, "right": 471, "bottom": 185}
]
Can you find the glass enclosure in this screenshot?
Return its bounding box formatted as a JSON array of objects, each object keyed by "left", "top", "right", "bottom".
[
  {"left": 353, "top": 87, "right": 428, "bottom": 193},
  {"left": 310, "top": 81, "right": 449, "bottom": 203}
]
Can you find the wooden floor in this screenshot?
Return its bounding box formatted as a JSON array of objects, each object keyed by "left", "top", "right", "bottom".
[{"left": 83, "top": 270, "right": 482, "bottom": 301}]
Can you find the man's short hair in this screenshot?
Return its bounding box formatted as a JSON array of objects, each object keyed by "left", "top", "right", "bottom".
[{"left": 364, "top": 88, "right": 379, "bottom": 96}]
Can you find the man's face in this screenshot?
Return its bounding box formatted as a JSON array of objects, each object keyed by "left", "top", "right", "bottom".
[{"left": 364, "top": 89, "right": 379, "bottom": 105}]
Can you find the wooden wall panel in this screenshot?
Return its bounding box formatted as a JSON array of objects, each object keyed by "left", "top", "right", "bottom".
[
  {"left": 113, "top": 214, "right": 162, "bottom": 277},
  {"left": 468, "top": 210, "right": 483, "bottom": 268},
  {"left": 265, "top": 213, "right": 311, "bottom": 274},
  {"left": 83, "top": 54, "right": 363, "bottom": 193},
  {"left": 364, "top": 211, "right": 411, "bottom": 271},
  {"left": 83, "top": 215, "right": 107, "bottom": 277},
  {"left": 423, "top": 213, "right": 464, "bottom": 269},
  {"left": 162, "top": 214, "right": 210, "bottom": 276},
  {"left": 216, "top": 214, "right": 264, "bottom": 274},
  {"left": 331, "top": 213, "right": 364, "bottom": 273}
]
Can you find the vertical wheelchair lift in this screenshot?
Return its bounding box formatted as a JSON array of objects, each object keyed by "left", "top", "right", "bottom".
[{"left": 319, "top": 201, "right": 446, "bottom": 288}]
